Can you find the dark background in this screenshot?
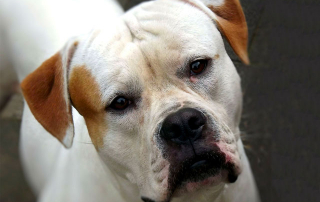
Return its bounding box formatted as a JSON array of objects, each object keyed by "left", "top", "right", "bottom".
[{"left": 0, "top": 0, "right": 319, "bottom": 202}]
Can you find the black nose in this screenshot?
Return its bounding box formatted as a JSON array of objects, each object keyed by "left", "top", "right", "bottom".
[{"left": 160, "top": 108, "right": 206, "bottom": 144}]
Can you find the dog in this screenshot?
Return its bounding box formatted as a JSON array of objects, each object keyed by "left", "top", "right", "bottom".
[{"left": 2, "top": 0, "right": 260, "bottom": 201}]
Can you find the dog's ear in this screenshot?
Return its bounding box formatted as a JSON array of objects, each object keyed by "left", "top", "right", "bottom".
[
  {"left": 184, "top": 0, "right": 250, "bottom": 64},
  {"left": 21, "top": 39, "right": 79, "bottom": 148}
]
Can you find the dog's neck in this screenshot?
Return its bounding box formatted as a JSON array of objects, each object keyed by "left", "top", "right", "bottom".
[{"left": 101, "top": 162, "right": 142, "bottom": 202}]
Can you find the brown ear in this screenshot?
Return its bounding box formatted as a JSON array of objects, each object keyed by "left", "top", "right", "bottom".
[
  {"left": 21, "top": 40, "right": 78, "bottom": 148},
  {"left": 209, "top": 0, "right": 249, "bottom": 64},
  {"left": 183, "top": 0, "right": 250, "bottom": 64}
]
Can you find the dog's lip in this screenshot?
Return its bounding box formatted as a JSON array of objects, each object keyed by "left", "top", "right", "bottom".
[
  {"left": 141, "top": 196, "right": 155, "bottom": 202},
  {"left": 180, "top": 156, "right": 221, "bottom": 183},
  {"left": 167, "top": 154, "right": 219, "bottom": 191},
  {"left": 187, "top": 158, "right": 215, "bottom": 174},
  {"left": 189, "top": 159, "right": 208, "bottom": 170},
  {"left": 166, "top": 150, "right": 239, "bottom": 198}
]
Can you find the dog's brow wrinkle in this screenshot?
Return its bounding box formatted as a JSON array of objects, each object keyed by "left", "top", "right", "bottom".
[
  {"left": 81, "top": 30, "right": 101, "bottom": 53},
  {"left": 124, "top": 14, "right": 145, "bottom": 41},
  {"left": 140, "top": 48, "right": 157, "bottom": 79},
  {"left": 88, "top": 30, "right": 101, "bottom": 47},
  {"left": 129, "top": 8, "right": 164, "bottom": 38},
  {"left": 124, "top": 20, "right": 136, "bottom": 42}
]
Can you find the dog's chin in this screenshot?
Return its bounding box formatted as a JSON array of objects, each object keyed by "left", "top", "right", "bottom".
[
  {"left": 172, "top": 167, "right": 236, "bottom": 196},
  {"left": 142, "top": 164, "right": 238, "bottom": 202}
]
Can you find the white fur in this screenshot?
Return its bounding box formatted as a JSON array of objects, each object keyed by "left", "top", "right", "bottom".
[{"left": 1, "top": 0, "right": 260, "bottom": 201}]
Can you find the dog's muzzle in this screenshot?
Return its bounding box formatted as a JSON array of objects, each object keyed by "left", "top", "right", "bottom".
[{"left": 156, "top": 107, "right": 238, "bottom": 199}]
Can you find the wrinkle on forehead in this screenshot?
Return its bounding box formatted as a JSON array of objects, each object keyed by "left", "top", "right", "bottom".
[
  {"left": 121, "top": 28, "right": 181, "bottom": 91},
  {"left": 121, "top": 2, "right": 221, "bottom": 82}
]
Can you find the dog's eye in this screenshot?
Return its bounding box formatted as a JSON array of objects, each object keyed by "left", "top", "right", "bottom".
[
  {"left": 110, "top": 96, "right": 131, "bottom": 110},
  {"left": 190, "top": 59, "right": 208, "bottom": 75}
]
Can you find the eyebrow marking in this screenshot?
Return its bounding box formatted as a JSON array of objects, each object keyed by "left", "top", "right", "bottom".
[
  {"left": 69, "top": 65, "right": 102, "bottom": 116},
  {"left": 69, "top": 65, "right": 105, "bottom": 149}
]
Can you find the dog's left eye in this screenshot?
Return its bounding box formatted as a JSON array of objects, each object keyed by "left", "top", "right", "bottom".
[
  {"left": 190, "top": 59, "right": 208, "bottom": 75},
  {"left": 110, "top": 96, "right": 131, "bottom": 110}
]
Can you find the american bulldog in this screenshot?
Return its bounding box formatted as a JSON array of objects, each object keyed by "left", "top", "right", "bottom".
[{"left": 7, "top": 0, "right": 260, "bottom": 201}]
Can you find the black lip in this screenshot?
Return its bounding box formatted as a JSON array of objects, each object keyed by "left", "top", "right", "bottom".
[
  {"left": 190, "top": 159, "right": 207, "bottom": 169},
  {"left": 141, "top": 196, "right": 155, "bottom": 202},
  {"left": 180, "top": 154, "right": 223, "bottom": 184},
  {"left": 228, "top": 172, "right": 238, "bottom": 183}
]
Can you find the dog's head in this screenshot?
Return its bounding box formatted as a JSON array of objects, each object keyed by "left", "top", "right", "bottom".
[{"left": 21, "top": 0, "right": 249, "bottom": 201}]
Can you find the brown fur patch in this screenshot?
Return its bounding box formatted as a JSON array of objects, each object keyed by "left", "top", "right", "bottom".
[
  {"left": 21, "top": 53, "right": 72, "bottom": 144},
  {"left": 208, "top": 0, "right": 249, "bottom": 64},
  {"left": 69, "top": 65, "right": 105, "bottom": 149},
  {"left": 85, "top": 118, "right": 107, "bottom": 150},
  {"left": 69, "top": 65, "right": 102, "bottom": 115}
]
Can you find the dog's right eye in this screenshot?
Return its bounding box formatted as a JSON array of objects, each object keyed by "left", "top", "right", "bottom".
[
  {"left": 190, "top": 59, "right": 208, "bottom": 76},
  {"left": 110, "top": 96, "right": 131, "bottom": 110}
]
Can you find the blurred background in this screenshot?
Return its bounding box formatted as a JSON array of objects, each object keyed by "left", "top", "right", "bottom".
[{"left": 0, "top": 0, "right": 319, "bottom": 202}]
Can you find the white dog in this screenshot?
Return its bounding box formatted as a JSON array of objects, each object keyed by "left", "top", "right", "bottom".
[{"left": 1, "top": 0, "right": 260, "bottom": 201}]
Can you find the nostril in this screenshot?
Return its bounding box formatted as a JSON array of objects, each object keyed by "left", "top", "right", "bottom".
[
  {"left": 188, "top": 112, "right": 206, "bottom": 130},
  {"left": 170, "top": 124, "right": 180, "bottom": 133},
  {"left": 162, "top": 124, "right": 181, "bottom": 140},
  {"left": 188, "top": 116, "right": 205, "bottom": 130}
]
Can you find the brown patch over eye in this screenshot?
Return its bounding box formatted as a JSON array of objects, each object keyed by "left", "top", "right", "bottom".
[
  {"left": 69, "top": 65, "right": 105, "bottom": 150},
  {"left": 110, "top": 96, "right": 131, "bottom": 110},
  {"left": 190, "top": 59, "right": 208, "bottom": 75}
]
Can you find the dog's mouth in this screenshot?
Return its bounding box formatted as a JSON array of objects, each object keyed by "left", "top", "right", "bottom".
[
  {"left": 141, "top": 150, "right": 238, "bottom": 202},
  {"left": 163, "top": 149, "right": 238, "bottom": 201}
]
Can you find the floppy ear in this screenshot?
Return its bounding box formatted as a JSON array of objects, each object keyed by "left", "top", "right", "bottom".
[
  {"left": 184, "top": 0, "right": 250, "bottom": 64},
  {"left": 21, "top": 39, "right": 79, "bottom": 148}
]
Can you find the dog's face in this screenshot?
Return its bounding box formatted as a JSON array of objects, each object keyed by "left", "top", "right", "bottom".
[{"left": 21, "top": 0, "right": 249, "bottom": 201}]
